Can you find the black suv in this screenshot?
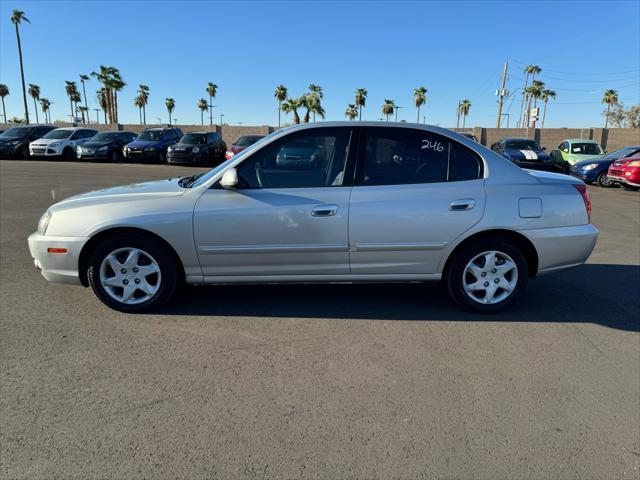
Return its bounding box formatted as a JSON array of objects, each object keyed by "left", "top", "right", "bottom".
[
  {"left": 0, "top": 125, "right": 56, "bottom": 159},
  {"left": 167, "top": 131, "right": 227, "bottom": 165},
  {"left": 123, "top": 127, "right": 183, "bottom": 163}
]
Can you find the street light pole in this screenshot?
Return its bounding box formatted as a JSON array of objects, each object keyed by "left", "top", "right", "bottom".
[
  {"left": 394, "top": 106, "right": 403, "bottom": 122},
  {"left": 496, "top": 61, "right": 508, "bottom": 128},
  {"left": 219, "top": 114, "right": 224, "bottom": 125}
]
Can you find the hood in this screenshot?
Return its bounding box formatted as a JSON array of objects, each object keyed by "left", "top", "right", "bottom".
[
  {"left": 0, "top": 135, "right": 27, "bottom": 144},
  {"left": 568, "top": 153, "right": 604, "bottom": 162},
  {"left": 504, "top": 148, "right": 550, "bottom": 161},
  {"left": 31, "top": 137, "right": 69, "bottom": 146},
  {"left": 50, "top": 178, "right": 186, "bottom": 212},
  {"left": 574, "top": 157, "right": 614, "bottom": 168},
  {"left": 127, "top": 139, "right": 159, "bottom": 148},
  {"left": 83, "top": 140, "right": 116, "bottom": 149}
]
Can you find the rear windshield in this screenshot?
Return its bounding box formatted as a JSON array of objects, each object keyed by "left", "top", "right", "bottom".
[
  {"left": 235, "top": 135, "right": 263, "bottom": 146},
  {"left": 506, "top": 139, "right": 540, "bottom": 150},
  {"left": 181, "top": 134, "right": 207, "bottom": 145},
  {"left": 571, "top": 143, "right": 603, "bottom": 155}
]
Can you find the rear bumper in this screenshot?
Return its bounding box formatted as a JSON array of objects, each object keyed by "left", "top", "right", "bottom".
[
  {"left": 28, "top": 232, "right": 88, "bottom": 285},
  {"left": 519, "top": 224, "right": 599, "bottom": 275}
]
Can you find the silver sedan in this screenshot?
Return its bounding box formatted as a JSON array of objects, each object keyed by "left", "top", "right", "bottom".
[{"left": 28, "top": 122, "right": 598, "bottom": 313}]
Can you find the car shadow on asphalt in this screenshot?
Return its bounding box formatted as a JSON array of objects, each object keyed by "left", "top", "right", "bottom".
[{"left": 161, "top": 264, "right": 640, "bottom": 332}]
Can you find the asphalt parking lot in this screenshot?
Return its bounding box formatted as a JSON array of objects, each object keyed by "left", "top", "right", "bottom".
[{"left": 1, "top": 160, "right": 639, "bottom": 479}]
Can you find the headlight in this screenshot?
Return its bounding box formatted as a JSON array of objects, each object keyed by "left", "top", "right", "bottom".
[
  {"left": 167, "top": 146, "right": 173, "bottom": 152},
  {"left": 37, "top": 210, "right": 52, "bottom": 235},
  {"left": 582, "top": 163, "right": 598, "bottom": 171},
  {"left": 8, "top": 139, "right": 21, "bottom": 146},
  {"left": 144, "top": 146, "right": 156, "bottom": 152},
  {"left": 192, "top": 147, "right": 200, "bottom": 154},
  {"left": 49, "top": 142, "right": 60, "bottom": 148},
  {"left": 627, "top": 160, "right": 640, "bottom": 167}
]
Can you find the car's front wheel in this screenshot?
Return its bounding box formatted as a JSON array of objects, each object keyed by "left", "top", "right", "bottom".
[
  {"left": 446, "top": 237, "right": 528, "bottom": 312},
  {"left": 596, "top": 171, "right": 613, "bottom": 187},
  {"left": 87, "top": 233, "right": 178, "bottom": 313},
  {"left": 157, "top": 151, "right": 166, "bottom": 164}
]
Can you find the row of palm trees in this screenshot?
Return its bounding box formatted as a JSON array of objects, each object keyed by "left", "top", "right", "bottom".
[
  {"left": 273, "top": 84, "right": 326, "bottom": 126},
  {"left": 517, "top": 65, "right": 557, "bottom": 128}
]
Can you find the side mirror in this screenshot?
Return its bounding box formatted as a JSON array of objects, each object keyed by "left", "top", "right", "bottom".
[
  {"left": 542, "top": 147, "right": 546, "bottom": 151},
  {"left": 220, "top": 168, "right": 238, "bottom": 189}
]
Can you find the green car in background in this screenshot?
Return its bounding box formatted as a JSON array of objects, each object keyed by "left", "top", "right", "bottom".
[{"left": 550, "top": 139, "right": 606, "bottom": 172}]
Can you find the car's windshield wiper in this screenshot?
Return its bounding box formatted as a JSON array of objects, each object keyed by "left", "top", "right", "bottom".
[{"left": 178, "top": 173, "right": 203, "bottom": 188}]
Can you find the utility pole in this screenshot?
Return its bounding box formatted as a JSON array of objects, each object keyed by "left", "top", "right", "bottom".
[
  {"left": 394, "top": 106, "right": 403, "bottom": 122},
  {"left": 496, "top": 61, "right": 508, "bottom": 128},
  {"left": 219, "top": 113, "right": 224, "bottom": 125}
]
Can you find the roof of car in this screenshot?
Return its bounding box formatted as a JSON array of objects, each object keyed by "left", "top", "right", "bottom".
[
  {"left": 565, "top": 138, "right": 599, "bottom": 143},
  {"left": 502, "top": 137, "right": 536, "bottom": 141},
  {"left": 184, "top": 131, "right": 210, "bottom": 135}
]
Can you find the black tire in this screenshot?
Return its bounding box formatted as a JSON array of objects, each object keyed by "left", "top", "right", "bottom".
[
  {"left": 87, "top": 232, "right": 179, "bottom": 313},
  {"left": 109, "top": 149, "right": 120, "bottom": 163},
  {"left": 621, "top": 184, "right": 640, "bottom": 191},
  {"left": 18, "top": 145, "right": 30, "bottom": 159},
  {"left": 596, "top": 171, "right": 612, "bottom": 188},
  {"left": 157, "top": 151, "right": 166, "bottom": 164},
  {"left": 446, "top": 237, "right": 529, "bottom": 313},
  {"left": 62, "top": 147, "right": 75, "bottom": 162}
]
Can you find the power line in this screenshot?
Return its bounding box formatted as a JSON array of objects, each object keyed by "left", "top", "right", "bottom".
[{"left": 510, "top": 59, "right": 639, "bottom": 76}]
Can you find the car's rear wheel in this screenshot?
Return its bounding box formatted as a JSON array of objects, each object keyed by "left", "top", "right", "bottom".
[
  {"left": 87, "top": 233, "right": 178, "bottom": 313},
  {"left": 596, "top": 171, "right": 613, "bottom": 187},
  {"left": 446, "top": 237, "right": 528, "bottom": 312}
]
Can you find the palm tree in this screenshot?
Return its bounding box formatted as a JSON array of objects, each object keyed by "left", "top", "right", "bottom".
[
  {"left": 345, "top": 104, "right": 358, "bottom": 120},
  {"left": 39, "top": 97, "right": 51, "bottom": 123},
  {"left": 134, "top": 95, "right": 144, "bottom": 124},
  {"left": 602, "top": 89, "right": 619, "bottom": 128},
  {"left": 28, "top": 84, "right": 40, "bottom": 123},
  {"left": 308, "top": 84, "right": 324, "bottom": 122},
  {"left": 197, "top": 98, "right": 208, "bottom": 126},
  {"left": 137, "top": 85, "right": 149, "bottom": 124},
  {"left": 355, "top": 88, "right": 367, "bottom": 120},
  {"left": 413, "top": 86, "right": 427, "bottom": 123},
  {"left": 459, "top": 99, "right": 471, "bottom": 128},
  {"left": 281, "top": 97, "right": 301, "bottom": 124},
  {"left": 519, "top": 64, "right": 542, "bottom": 127},
  {"left": 165, "top": 97, "right": 175, "bottom": 125},
  {"left": 91, "top": 66, "right": 123, "bottom": 124},
  {"left": 11, "top": 10, "right": 30, "bottom": 124},
  {"left": 79, "top": 74, "right": 90, "bottom": 124},
  {"left": 110, "top": 76, "right": 125, "bottom": 124},
  {"left": 274, "top": 85, "right": 287, "bottom": 127},
  {"left": 96, "top": 88, "right": 108, "bottom": 124},
  {"left": 206, "top": 82, "right": 218, "bottom": 125},
  {"left": 525, "top": 80, "right": 545, "bottom": 127},
  {"left": 78, "top": 106, "right": 88, "bottom": 124},
  {"left": 381, "top": 99, "right": 395, "bottom": 121},
  {"left": 71, "top": 92, "right": 82, "bottom": 122},
  {"left": 65, "top": 81, "right": 79, "bottom": 121},
  {"left": 540, "top": 89, "right": 556, "bottom": 128},
  {"left": 0, "top": 84, "right": 9, "bottom": 123}
]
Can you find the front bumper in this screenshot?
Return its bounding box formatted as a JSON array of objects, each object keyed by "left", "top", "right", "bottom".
[
  {"left": 520, "top": 224, "right": 599, "bottom": 275},
  {"left": 0, "top": 144, "right": 21, "bottom": 158},
  {"left": 77, "top": 149, "right": 109, "bottom": 160},
  {"left": 28, "top": 232, "right": 88, "bottom": 285},
  {"left": 569, "top": 166, "right": 598, "bottom": 183},
  {"left": 29, "top": 146, "right": 62, "bottom": 157},
  {"left": 124, "top": 148, "right": 159, "bottom": 161},
  {"left": 167, "top": 152, "right": 206, "bottom": 164}
]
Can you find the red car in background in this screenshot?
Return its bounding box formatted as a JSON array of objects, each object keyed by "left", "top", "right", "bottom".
[
  {"left": 224, "top": 134, "right": 265, "bottom": 160},
  {"left": 608, "top": 156, "right": 640, "bottom": 191}
]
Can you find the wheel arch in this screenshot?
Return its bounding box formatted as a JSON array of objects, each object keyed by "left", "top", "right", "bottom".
[
  {"left": 442, "top": 229, "right": 539, "bottom": 281},
  {"left": 78, "top": 226, "right": 185, "bottom": 287}
]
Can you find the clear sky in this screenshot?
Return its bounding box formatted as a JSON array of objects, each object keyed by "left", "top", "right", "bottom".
[{"left": 0, "top": 0, "right": 638, "bottom": 127}]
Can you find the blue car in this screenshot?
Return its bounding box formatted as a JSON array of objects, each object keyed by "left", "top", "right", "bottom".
[
  {"left": 123, "top": 126, "right": 183, "bottom": 163},
  {"left": 491, "top": 137, "right": 553, "bottom": 171},
  {"left": 570, "top": 145, "right": 640, "bottom": 187}
]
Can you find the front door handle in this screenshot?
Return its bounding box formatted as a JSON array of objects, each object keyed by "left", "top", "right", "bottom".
[
  {"left": 449, "top": 199, "right": 475, "bottom": 211},
  {"left": 311, "top": 204, "right": 338, "bottom": 217}
]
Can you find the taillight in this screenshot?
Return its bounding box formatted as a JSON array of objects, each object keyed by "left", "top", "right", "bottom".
[
  {"left": 574, "top": 184, "right": 592, "bottom": 223},
  {"left": 224, "top": 151, "right": 234, "bottom": 160}
]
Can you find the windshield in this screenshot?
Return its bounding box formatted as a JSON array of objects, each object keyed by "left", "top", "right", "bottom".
[
  {"left": 604, "top": 147, "right": 639, "bottom": 159},
  {"left": 91, "top": 132, "right": 121, "bottom": 142},
  {"left": 137, "top": 130, "right": 163, "bottom": 141},
  {"left": 235, "top": 135, "right": 263, "bottom": 147},
  {"left": 0, "top": 127, "right": 30, "bottom": 138},
  {"left": 42, "top": 129, "right": 73, "bottom": 140},
  {"left": 571, "top": 143, "right": 603, "bottom": 155},
  {"left": 181, "top": 133, "right": 207, "bottom": 145},
  {"left": 191, "top": 131, "right": 280, "bottom": 188},
  {"left": 506, "top": 139, "right": 540, "bottom": 150}
]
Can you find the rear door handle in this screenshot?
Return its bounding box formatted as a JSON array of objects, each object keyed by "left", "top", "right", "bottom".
[
  {"left": 449, "top": 199, "right": 476, "bottom": 211},
  {"left": 311, "top": 204, "right": 338, "bottom": 217}
]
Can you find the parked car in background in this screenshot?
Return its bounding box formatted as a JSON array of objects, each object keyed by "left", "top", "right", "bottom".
[
  {"left": 607, "top": 156, "right": 640, "bottom": 191},
  {"left": 570, "top": 145, "right": 640, "bottom": 187},
  {"left": 0, "top": 125, "right": 56, "bottom": 159},
  {"left": 28, "top": 122, "right": 598, "bottom": 314},
  {"left": 123, "top": 127, "right": 183, "bottom": 163},
  {"left": 76, "top": 131, "right": 137, "bottom": 162},
  {"left": 168, "top": 131, "right": 226, "bottom": 165},
  {"left": 225, "top": 134, "right": 265, "bottom": 159},
  {"left": 491, "top": 137, "right": 553, "bottom": 171},
  {"left": 550, "top": 139, "right": 605, "bottom": 172},
  {"left": 29, "top": 127, "right": 98, "bottom": 161}
]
